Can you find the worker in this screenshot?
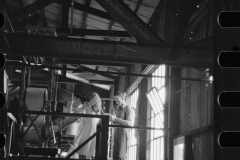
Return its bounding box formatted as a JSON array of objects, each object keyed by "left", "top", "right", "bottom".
[
  {"left": 109, "top": 91, "right": 134, "bottom": 160},
  {"left": 66, "top": 92, "right": 102, "bottom": 159}
]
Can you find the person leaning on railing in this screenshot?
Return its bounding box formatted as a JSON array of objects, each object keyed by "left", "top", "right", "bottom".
[{"left": 109, "top": 91, "right": 135, "bottom": 160}]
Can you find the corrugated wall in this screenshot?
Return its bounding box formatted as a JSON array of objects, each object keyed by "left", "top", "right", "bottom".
[
  {"left": 192, "top": 131, "right": 213, "bottom": 160},
  {"left": 180, "top": 68, "right": 213, "bottom": 160},
  {"left": 180, "top": 68, "right": 213, "bottom": 133}
]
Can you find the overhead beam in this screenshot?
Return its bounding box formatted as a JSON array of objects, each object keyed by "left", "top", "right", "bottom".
[
  {"left": 56, "top": 28, "right": 131, "bottom": 37},
  {"left": 183, "top": 37, "right": 213, "bottom": 49},
  {"left": 78, "top": 65, "right": 116, "bottom": 80},
  {"left": 54, "top": 1, "right": 115, "bottom": 22},
  {"left": 3, "top": 33, "right": 213, "bottom": 67},
  {"left": 95, "top": 0, "right": 167, "bottom": 45},
  {"left": 58, "top": 59, "right": 129, "bottom": 67},
  {"left": 9, "top": 0, "right": 56, "bottom": 23},
  {"left": 7, "top": 62, "right": 211, "bottom": 81},
  {"left": 89, "top": 80, "right": 114, "bottom": 85},
  {"left": 11, "top": 76, "right": 82, "bottom": 84}
]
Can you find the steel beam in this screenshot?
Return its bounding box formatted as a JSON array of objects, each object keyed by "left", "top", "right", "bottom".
[
  {"left": 183, "top": 37, "right": 213, "bottom": 49},
  {"left": 9, "top": 0, "right": 56, "bottom": 23},
  {"left": 3, "top": 33, "right": 213, "bottom": 67},
  {"left": 11, "top": 76, "right": 82, "bottom": 84},
  {"left": 78, "top": 65, "right": 116, "bottom": 80},
  {"left": 95, "top": 0, "right": 167, "bottom": 45},
  {"left": 56, "top": 28, "right": 131, "bottom": 37},
  {"left": 6, "top": 109, "right": 110, "bottom": 118},
  {"left": 54, "top": 1, "right": 115, "bottom": 22},
  {"left": 7, "top": 62, "right": 211, "bottom": 81},
  {"left": 58, "top": 59, "right": 130, "bottom": 66},
  {"left": 89, "top": 80, "right": 115, "bottom": 85}
]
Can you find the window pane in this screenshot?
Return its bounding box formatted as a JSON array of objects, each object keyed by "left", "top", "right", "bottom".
[
  {"left": 154, "top": 140, "right": 157, "bottom": 160},
  {"left": 128, "top": 89, "right": 139, "bottom": 160},
  {"left": 157, "top": 138, "right": 160, "bottom": 160},
  {"left": 148, "top": 94, "right": 158, "bottom": 114},
  {"left": 153, "top": 88, "right": 163, "bottom": 111},
  {"left": 160, "top": 137, "right": 164, "bottom": 160},
  {"left": 150, "top": 91, "right": 161, "bottom": 113},
  {"left": 150, "top": 65, "right": 165, "bottom": 160},
  {"left": 158, "top": 87, "right": 166, "bottom": 104},
  {"left": 151, "top": 140, "right": 153, "bottom": 160}
]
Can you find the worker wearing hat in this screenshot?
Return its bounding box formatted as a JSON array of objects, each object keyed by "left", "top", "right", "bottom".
[{"left": 110, "top": 91, "right": 134, "bottom": 160}]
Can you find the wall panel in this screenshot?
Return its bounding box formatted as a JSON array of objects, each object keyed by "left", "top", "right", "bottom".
[
  {"left": 180, "top": 68, "right": 213, "bottom": 133},
  {"left": 192, "top": 131, "right": 213, "bottom": 160}
]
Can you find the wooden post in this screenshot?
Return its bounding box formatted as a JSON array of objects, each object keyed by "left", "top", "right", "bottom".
[
  {"left": 14, "top": 66, "right": 27, "bottom": 154},
  {"left": 138, "top": 78, "right": 148, "bottom": 160},
  {"left": 167, "top": 66, "right": 181, "bottom": 160},
  {"left": 99, "top": 116, "right": 109, "bottom": 160}
]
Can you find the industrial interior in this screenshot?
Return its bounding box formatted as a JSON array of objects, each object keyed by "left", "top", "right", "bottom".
[{"left": 2, "top": 0, "right": 214, "bottom": 160}]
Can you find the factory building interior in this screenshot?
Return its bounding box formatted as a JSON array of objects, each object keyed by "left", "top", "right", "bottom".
[{"left": 1, "top": 0, "right": 218, "bottom": 160}]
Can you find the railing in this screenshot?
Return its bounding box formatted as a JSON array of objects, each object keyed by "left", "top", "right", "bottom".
[
  {"left": 4, "top": 109, "right": 110, "bottom": 160},
  {"left": 4, "top": 109, "right": 166, "bottom": 160}
]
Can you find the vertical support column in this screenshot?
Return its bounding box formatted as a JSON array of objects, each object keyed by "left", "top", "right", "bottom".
[
  {"left": 61, "top": 0, "right": 70, "bottom": 32},
  {"left": 185, "top": 135, "right": 193, "bottom": 160},
  {"left": 26, "top": 66, "right": 31, "bottom": 89},
  {"left": 14, "top": 66, "right": 27, "bottom": 154},
  {"left": 100, "top": 116, "right": 109, "bottom": 160},
  {"left": 167, "top": 66, "right": 181, "bottom": 160},
  {"left": 164, "top": 65, "right": 169, "bottom": 160},
  {"left": 138, "top": 78, "right": 148, "bottom": 160},
  {"left": 19, "top": 66, "right": 27, "bottom": 106}
]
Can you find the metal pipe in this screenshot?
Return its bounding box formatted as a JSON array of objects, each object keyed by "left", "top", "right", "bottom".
[
  {"left": 175, "top": 70, "right": 209, "bottom": 93},
  {"left": 6, "top": 110, "right": 110, "bottom": 118},
  {"left": 109, "top": 125, "right": 166, "bottom": 130},
  {"left": 51, "top": 121, "right": 56, "bottom": 144},
  {"left": 9, "top": 62, "right": 211, "bottom": 82},
  {"left": 26, "top": 67, "right": 31, "bottom": 88},
  {"left": 4, "top": 8, "right": 15, "bottom": 33}
]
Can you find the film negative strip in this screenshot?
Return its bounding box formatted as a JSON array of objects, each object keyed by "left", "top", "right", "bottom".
[
  {"left": 0, "top": 0, "right": 5, "bottom": 158},
  {"left": 215, "top": 0, "right": 240, "bottom": 159}
]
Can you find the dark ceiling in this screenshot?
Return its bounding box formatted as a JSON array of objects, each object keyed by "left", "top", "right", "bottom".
[{"left": 2, "top": 0, "right": 213, "bottom": 91}]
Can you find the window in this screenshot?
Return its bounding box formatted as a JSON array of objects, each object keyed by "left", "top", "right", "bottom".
[
  {"left": 127, "top": 89, "right": 139, "bottom": 160},
  {"left": 148, "top": 65, "right": 166, "bottom": 160},
  {"left": 173, "top": 136, "right": 185, "bottom": 160}
]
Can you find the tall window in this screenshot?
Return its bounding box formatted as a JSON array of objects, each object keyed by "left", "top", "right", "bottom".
[
  {"left": 127, "top": 89, "right": 139, "bottom": 160},
  {"left": 149, "top": 65, "right": 166, "bottom": 160}
]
